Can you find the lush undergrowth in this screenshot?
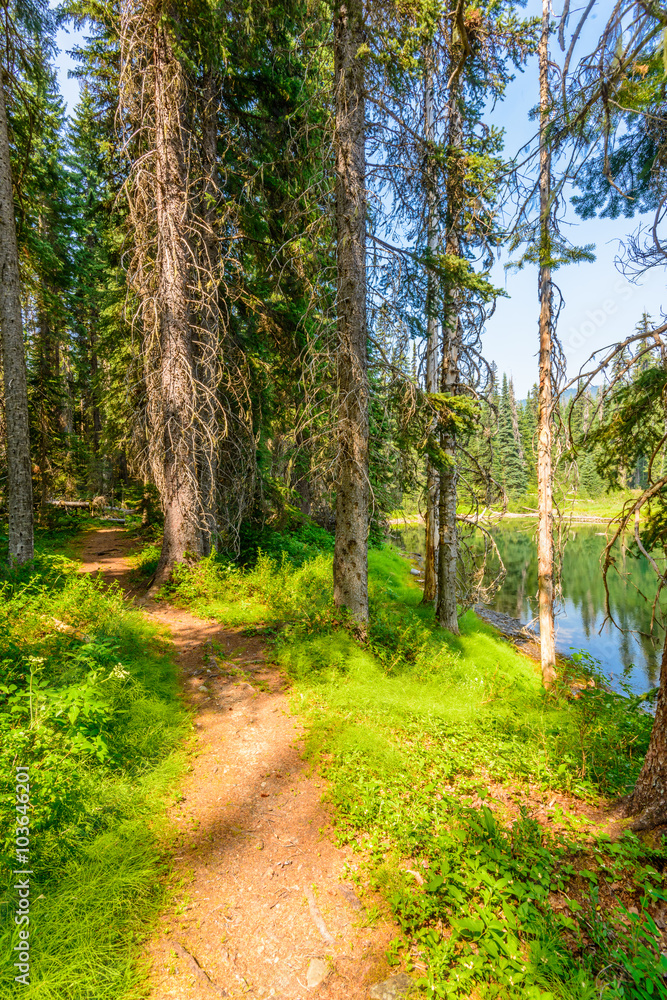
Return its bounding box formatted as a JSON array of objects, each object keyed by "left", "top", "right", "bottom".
[
  {"left": 0, "top": 526, "right": 188, "bottom": 1000},
  {"left": 161, "top": 535, "right": 666, "bottom": 1000}
]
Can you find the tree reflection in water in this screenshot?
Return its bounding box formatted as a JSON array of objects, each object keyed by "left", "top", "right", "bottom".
[{"left": 395, "top": 520, "right": 665, "bottom": 694}]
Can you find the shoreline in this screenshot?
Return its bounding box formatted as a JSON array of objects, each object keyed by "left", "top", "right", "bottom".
[{"left": 388, "top": 511, "right": 614, "bottom": 527}]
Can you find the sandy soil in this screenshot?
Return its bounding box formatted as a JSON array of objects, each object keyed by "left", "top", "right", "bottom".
[{"left": 76, "top": 528, "right": 399, "bottom": 1000}]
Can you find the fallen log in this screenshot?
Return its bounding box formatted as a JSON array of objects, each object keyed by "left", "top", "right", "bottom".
[{"left": 47, "top": 500, "right": 89, "bottom": 510}]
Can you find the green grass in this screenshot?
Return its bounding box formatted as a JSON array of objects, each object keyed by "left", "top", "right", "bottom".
[
  {"left": 390, "top": 490, "right": 642, "bottom": 523},
  {"left": 564, "top": 491, "right": 643, "bottom": 520},
  {"left": 501, "top": 489, "right": 642, "bottom": 520},
  {"left": 162, "top": 537, "right": 666, "bottom": 1000},
  {"left": 0, "top": 532, "right": 188, "bottom": 1000},
  {"left": 388, "top": 491, "right": 423, "bottom": 522}
]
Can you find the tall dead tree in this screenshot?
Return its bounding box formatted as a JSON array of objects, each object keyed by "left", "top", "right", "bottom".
[
  {"left": 0, "top": 69, "right": 34, "bottom": 564},
  {"left": 196, "top": 68, "right": 221, "bottom": 556},
  {"left": 119, "top": 0, "right": 213, "bottom": 586},
  {"left": 422, "top": 45, "right": 439, "bottom": 605},
  {"left": 537, "top": 0, "right": 557, "bottom": 687},
  {"left": 151, "top": 8, "right": 203, "bottom": 583},
  {"left": 332, "top": 0, "right": 369, "bottom": 623}
]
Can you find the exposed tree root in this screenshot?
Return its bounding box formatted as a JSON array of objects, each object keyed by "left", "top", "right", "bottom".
[{"left": 614, "top": 793, "right": 667, "bottom": 832}]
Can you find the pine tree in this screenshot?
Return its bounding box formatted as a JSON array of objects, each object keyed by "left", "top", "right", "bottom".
[
  {"left": 518, "top": 384, "right": 538, "bottom": 488},
  {"left": 578, "top": 453, "right": 604, "bottom": 498},
  {"left": 0, "top": 71, "right": 33, "bottom": 562},
  {"left": 332, "top": 0, "right": 369, "bottom": 623},
  {"left": 67, "top": 88, "right": 112, "bottom": 496},
  {"left": 498, "top": 374, "right": 527, "bottom": 498},
  {"left": 0, "top": 0, "right": 56, "bottom": 563}
]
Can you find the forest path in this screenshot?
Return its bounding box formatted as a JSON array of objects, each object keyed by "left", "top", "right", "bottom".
[{"left": 76, "top": 528, "right": 398, "bottom": 1000}]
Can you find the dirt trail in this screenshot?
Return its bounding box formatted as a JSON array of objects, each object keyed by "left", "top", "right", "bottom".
[{"left": 77, "top": 528, "right": 399, "bottom": 1000}]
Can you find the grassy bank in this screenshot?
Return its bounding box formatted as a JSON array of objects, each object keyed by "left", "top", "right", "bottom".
[
  {"left": 389, "top": 490, "right": 643, "bottom": 524},
  {"left": 159, "top": 534, "right": 666, "bottom": 1000},
  {"left": 0, "top": 525, "right": 188, "bottom": 1000},
  {"left": 504, "top": 491, "right": 642, "bottom": 521}
]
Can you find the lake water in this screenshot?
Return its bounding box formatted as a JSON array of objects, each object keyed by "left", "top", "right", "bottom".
[{"left": 395, "top": 520, "right": 665, "bottom": 695}]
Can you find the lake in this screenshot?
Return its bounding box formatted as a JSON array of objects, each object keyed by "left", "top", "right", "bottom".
[{"left": 395, "top": 520, "right": 665, "bottom": 695}]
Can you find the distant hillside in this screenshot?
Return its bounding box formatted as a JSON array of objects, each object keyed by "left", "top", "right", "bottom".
[{"left": 517, "top": 384, "right": 601, "bottom": 406}]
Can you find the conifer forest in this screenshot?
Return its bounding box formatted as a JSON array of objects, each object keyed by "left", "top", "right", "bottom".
[{"left": 3, "top": 2, "right": 667, "bottom": 998}]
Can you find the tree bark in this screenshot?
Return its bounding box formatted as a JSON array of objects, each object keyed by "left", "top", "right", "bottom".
[
  {"left": 332, "top": 0, "right": 369, "bottom": 623},
  {"left": 537, "top": 0, "right": 556, "bottom": 688},
  {"left": 435, "top": 38, "right": 462, "bottom": 635},
  {"left": 436, "top": 281, "right": 460, "bottom": 634},
  {"left": 196, "top": 68, "right": 220, "bottom": 557},
  {"left": 623, "top": 633, "right": 667, "bottom": 829},
  {"left": 422, "top": 45, "right": 439, "bottom": 606},
  {"left": 0, "top": 70, "right": 34, "bottom": 563},
  {"left": 38, "top": 308, "right": 51, "bottom": 522},
  {"left": 89, "top": 327, "right": 104, "bottom": 495},
  {"left": 148, "top": 10, "right": 203, "bottom": 586}
]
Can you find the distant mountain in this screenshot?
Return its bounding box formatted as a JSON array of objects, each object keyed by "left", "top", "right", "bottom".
[
  {"left": 560, "top": 384, "right": 601, "bottom": 403},
  {"left": 517, "top": 385, "right": 601, "bottom": 406}
]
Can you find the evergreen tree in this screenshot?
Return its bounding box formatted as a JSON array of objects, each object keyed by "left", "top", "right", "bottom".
[
  {"left": 518, "top": 384, "right": 538, "bottom": 488},
  {"left": 498, "top": 374, "right": 527, "bottom": 498},
  {"left": 0, "top": 0, "right": 58, "bottom": 563},
  {"left": 578, "top": 453, "right": 604, "bottom": 498}
]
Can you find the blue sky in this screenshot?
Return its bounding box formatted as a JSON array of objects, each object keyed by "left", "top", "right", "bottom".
[
  {"left": 52, "top": 2, "right": 665, "bottom": 397},
  {"left": 482, "top": 0, "right": 665, "bottom": 396}
]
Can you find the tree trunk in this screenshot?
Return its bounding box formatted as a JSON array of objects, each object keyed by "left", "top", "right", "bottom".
[
  {"left": 623, "top": 633, "right": 667, "bottom": 829},
  {"left": 537, "top": 0, "right": 556, "bottom": 688},
  {"left": 38, "top": 308, "right": 51, "bottom": 522},
  {"left": 422, "top": 45, "right": 439, "bottom": 606},
  {"left": 59, "top": 340, "right": 74, "bottom": 445},
  {"left": 436, "top": 283, "right": 460, "bottom": 634},
  {"left": 196, "top": 69, "right": 220, "bottom": 557},
  {"left": 435, "top": 41, "right": 462, "bottom": 635},
  {"left": 582, "top": 389, "right": 591, "bottom": 435},
  {"left": 332, "top": 0, "right": 369, "bottom": 623},
  {"left": 89, "top": 327, "right": 104, "bottom": 495},
  {"left": 148, "top": 11, "right": 203, "bottom": 587},
  {"left": 0, "top": 70, "right": 33, "bottom": 564}
]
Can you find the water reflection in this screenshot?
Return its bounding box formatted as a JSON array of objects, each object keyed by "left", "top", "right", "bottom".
[{"left": 396, "top": 521, "right": 665, "bottom": 694}]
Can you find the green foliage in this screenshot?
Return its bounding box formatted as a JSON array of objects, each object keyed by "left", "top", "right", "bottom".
[
  {"left": 422, "top": 253, "right": 506, "bottom": 303},
  {"left": 572, "top": 42, "right": 667, "bottom": 223},
  {"left": 591, "top": 364, "right": 667, "bottom": 493},
  {"left": 578, "top": 453, "right": 605, "bottom": 498},
  {"left": 498, "top": 375, "right": 528, "bottom": 498},
  {"left": 238, "top": 516, "right": 335, "bottom": 567},
  {"left": 555, "top": 652, "right": 655, "bottom": 795},
  {"left": 0, "top": 537, "right": 187, "bottom": 999},
  {"left": 131, "top": 541, "right": 161, "bottom": 578}
]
